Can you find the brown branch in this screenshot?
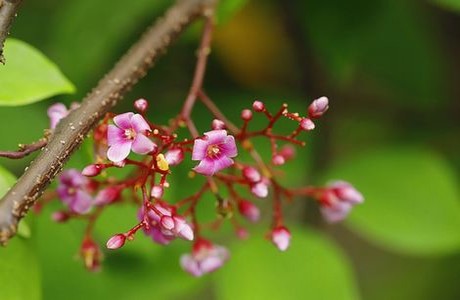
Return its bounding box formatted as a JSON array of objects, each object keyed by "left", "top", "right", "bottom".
[
  {"left": 0, "top": 0, "right": 217, "bottom": 245},
  {"left": 0, "top": 0, "right": 22, "bottom": 64}
]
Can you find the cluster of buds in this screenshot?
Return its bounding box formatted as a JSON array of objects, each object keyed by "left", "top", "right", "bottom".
[{"left": 45, "top": 95, "right": 363, "bottom": 275}]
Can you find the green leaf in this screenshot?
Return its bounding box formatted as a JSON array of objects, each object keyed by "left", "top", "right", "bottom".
[
  {"left": 0, "top": 238, "right": 42, "bottom": 300},
  {"left": 0, "top": 165, "right": 41, "bottom": 300},
  {"left": 431, "top": 0, "right": 460, "bottom": 12},
  {"left": 325, "top": 147, "right": 460, "bottom": 255},
  {"left": 216, "top": 227, "right": 360, "bottom": 300},
  {"left": 0, "top": 39, "right": 75, "bottom": 106}
]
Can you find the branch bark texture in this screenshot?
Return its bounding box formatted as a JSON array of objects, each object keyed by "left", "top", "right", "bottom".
[
  {"left": 0, "top": 0, "right": 22, "bottom": 64},
  {"left": 0, "top": 0, "right": 216, "bottom": 245}
]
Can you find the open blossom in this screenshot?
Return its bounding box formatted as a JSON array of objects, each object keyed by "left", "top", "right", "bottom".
[
  {"left": 180, "top": 239, "right": 229, "bottom": 277},
  {"left": 107, "top": 112, "right": 156, "bottom": 162},
  {"left": 319, "top": 181, "right": 364, "bottom": 223},
  {"left": 192, "top": 130, "right": 237, "bottom": 176},
  {"left": 57, "top": 169, "right": 93, "bottom": 214}
]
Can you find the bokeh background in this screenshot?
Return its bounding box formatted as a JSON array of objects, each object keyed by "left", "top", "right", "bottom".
[{"left": 1, "top": 0, "right": 460, "bottom": 299}]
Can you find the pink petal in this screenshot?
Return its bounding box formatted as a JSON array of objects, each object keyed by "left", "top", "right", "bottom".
[
  {"left": 192, "top": 139, "right": 209, "bottom": 161},
  {"left": 180, "top": 254, "right": 202, "bottom": 277},
  {"left": 165, "top": 149, "right": 184, "bottom": 165},
  {"left": 251, "top": 182, "right": 269, "bottom": 198},
  {"left": 204, "top": 130, "right": 227, "bottom": 144},
  {"left": 131, "top": 134, "right": 155, "bottom": 154},
  {"left": 193, "top": 158, "right": 215, "bottom": 176},
  {"left": 213, "top": 156, "right": 234, "bottom": 174},
  {"left": 221, "top": 135, "right": 237, "bottom": 157},
  {"left": 47, "top": 103, "right": 68, "bottom": 129},
  {"left": 200, "top": 256, "right": 224, "bottom": 274},
  {"left": 71, "top": 190, "right": 93, "bottom": 214},
  {"left": 113, "top": 112, "right": 134, "bottom": 129},
  {"left": 107, "top": 141, "right": 132, "bottom": 162},
  {"left": 107, "top": 125, "right": 127, "bottom": 146},
  {"left": 131, "top": 114, "right": 151, "bottom": 133}
]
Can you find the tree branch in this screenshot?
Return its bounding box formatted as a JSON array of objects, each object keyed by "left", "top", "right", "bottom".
[
  {"left": 0, "top": 0, "right": 22, "bottom": 64},
  {"left": 0, "top": 0, "right": 216, "bottom": 245}
]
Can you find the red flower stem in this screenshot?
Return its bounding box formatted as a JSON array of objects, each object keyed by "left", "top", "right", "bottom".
[{"left": 272, "top": 181, "right": 284, "bottom": 227}]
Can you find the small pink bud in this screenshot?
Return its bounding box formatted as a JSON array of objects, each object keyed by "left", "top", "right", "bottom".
[
  {"left": 165, "top": 148, "right": 184, "bottom": 166},
  {"left": 242, "top": 167, "right": 261, "bottom": 183},
  {"left": 238, "top": 200, "right": 260, "bottom": 222},
  {"left": 252, "top": 100, "right": 265, "bottom": 112},
  {"left": 271, "top": 226, "right": 291, "bottom": 251},
  {"left": 106, "top": 234, "right": 126, "bottom": 249},
  {"left": 272, "top": 154, "right": 285, "bottom": 166},
  {"left": 94, "top": 186, "right": 122, "bottom": 206},
  {"left": 82, "top": 164, "right": 103, "bottom": 177},
  {"left": 251, "top": 181, "right": 269, "bottom": 198},
  {"left": 308, "top": 96, "right": 329, "bottom": 118},
  {"left": 80, "top": 238, "right": 102, "bottom": 272},
  {"left": 134, "top": 98, "right": 148, "bottom": 113},
  {"left": 211, "top": 119, "right": 226, "bottom": 130},
  {"left": 241, "top": 109, "right": 253, "bottom": 121},
  {"left": 151, "top": 185, "right": 164, "bottom": 199},
  {"left": 300, "top": 118, "right": 315, "bottom": 131},
  {"left": 236, "top": 228, "right": 249, "bottom": 240},
  {"left": 52, "top": 211, "right": 70, "bottom": 223},
  {"left": 279, "top": 145, "right": 295, "bottom": 160}
]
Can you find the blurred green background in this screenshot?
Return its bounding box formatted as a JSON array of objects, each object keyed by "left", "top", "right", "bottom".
[{"left": 1, "top": 0, "right": 460, "bottom": 299}]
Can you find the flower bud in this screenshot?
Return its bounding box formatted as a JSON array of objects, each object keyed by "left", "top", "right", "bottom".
[
  {"left": 236, "top": 228, "right": 250, "bottom": 240},
  {"left": 80, "top": 238, "right": 102, "bottom": 272},
  {"left": 151, "top": 185, "right": 164, "bottom": 199},
  {"left": 271, "top": 226, "right": 291, "bottom": 251},
  {"left": 106, "top": 234, "right": 126, "bottom": 249},
  {"left": 279, "top": 144, "right": 295, "bottom": 160},
  {"left": 134, "top": 98, "right": 148, "bottom": 113},
  {"left": 82, "top": 164, "right": 103, "bottom": 177},
  {"left": 252, "top": 100, "right": 265, "bottom": 112},
  {"left": 251, "top": 181, "right": 269, "bottom": 198},
  {"left": 52, "top": 211, "right": 70, "bottom": 223},
  {"left": 238, "top": 200, "right": 260, "bottom": 222},
  {"left": 308, "top": 96, "right": 329, "bottom": 118},
  {"left": 165, "top": 148, "right": 184, "bottom": 166},
  {"left": 242, "top": 166, "right": 261, "bottom": 183},
  {"left": 94, "top": 186, "right": 122, "bottom": 206},
  {"left": 272, "top": 154, "right": 285, "bottom": 166},
  {"left": 300, "top": 118, "right": 315, "bottom": 131},
  {"left": 211, "top": 119, "right": 226, "bottom": 130},
  {"left": 241, "top": 109, "right": 253, "bottom": 121}
]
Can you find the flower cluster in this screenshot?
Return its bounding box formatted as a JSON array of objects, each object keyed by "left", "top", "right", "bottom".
[{"left": 46, "top": 96, "right": 363, "bottom": 275}]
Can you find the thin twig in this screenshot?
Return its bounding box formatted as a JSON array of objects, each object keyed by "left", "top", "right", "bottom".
[
  {"left": 0, "top": 0, "right": 216, "bottom": 245},
  {"left": 0, "top": 0, "right": 22, "bottom": 64},
  {"left": 0, "top": 138, "right": 48, "bottom": 159}
]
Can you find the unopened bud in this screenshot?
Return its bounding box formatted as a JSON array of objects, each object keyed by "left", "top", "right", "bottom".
[
  {"left": 134, "top": 98, "right": 148, "bottom": 113},
  {"left": 165, "top": 148, "right": 184, "bottom": 166},
  {"left": 82, "top": 164, "right": 103, "bottom": 177},
  {"left": 242, "top": 166, "right": 261, "bottom": 183},
  {"left": 238, "top": 200, "right": 260, "bottom": 222},
  {"left": 271, "top": 226, "right": 291, "bottom": 251},
  {"left": 241, "top": 109, "right": 253, "bottom": 121},
  {"left": 52, "top": 211, "right": 70, "bottom": 223},
  {"left": 308, "top": 96, "right": 329, "bottom": 118},
  {"left": 300, "top": 118, "right": 315, "bottom": 131},
  {"left": 151, "top": 185, "right": 164, "bottom": 199},
  {"left": 272, "top": 154, "right": 285, "bottom": 166},
  {"left": 211, "top": 119, "right": 226, "bottom": 130},
  {"left": 106, "top": 234, "right": 126, "bottom": 249},
  {"left": 252, "top": 100, "right": 265, "bottom": 112}
]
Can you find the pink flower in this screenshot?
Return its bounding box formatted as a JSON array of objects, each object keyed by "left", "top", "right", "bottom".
[
  {"left": 180, "top": 239, "right": 229, "bottom": 277},
  {"left": 319, "top": 181, "right": 364, "bottom": 223},
  {"left": 57, "top": 169, "right": 93, "bottom": 214},
  {"left": 107, "top": 112, "right": 156, "bottom": 162},
  {"left": 192, "top": 130, "right": 238, "bottom": 176},
  {"left": 271, "top": 226, "right": 291, "bottom": 251}
]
